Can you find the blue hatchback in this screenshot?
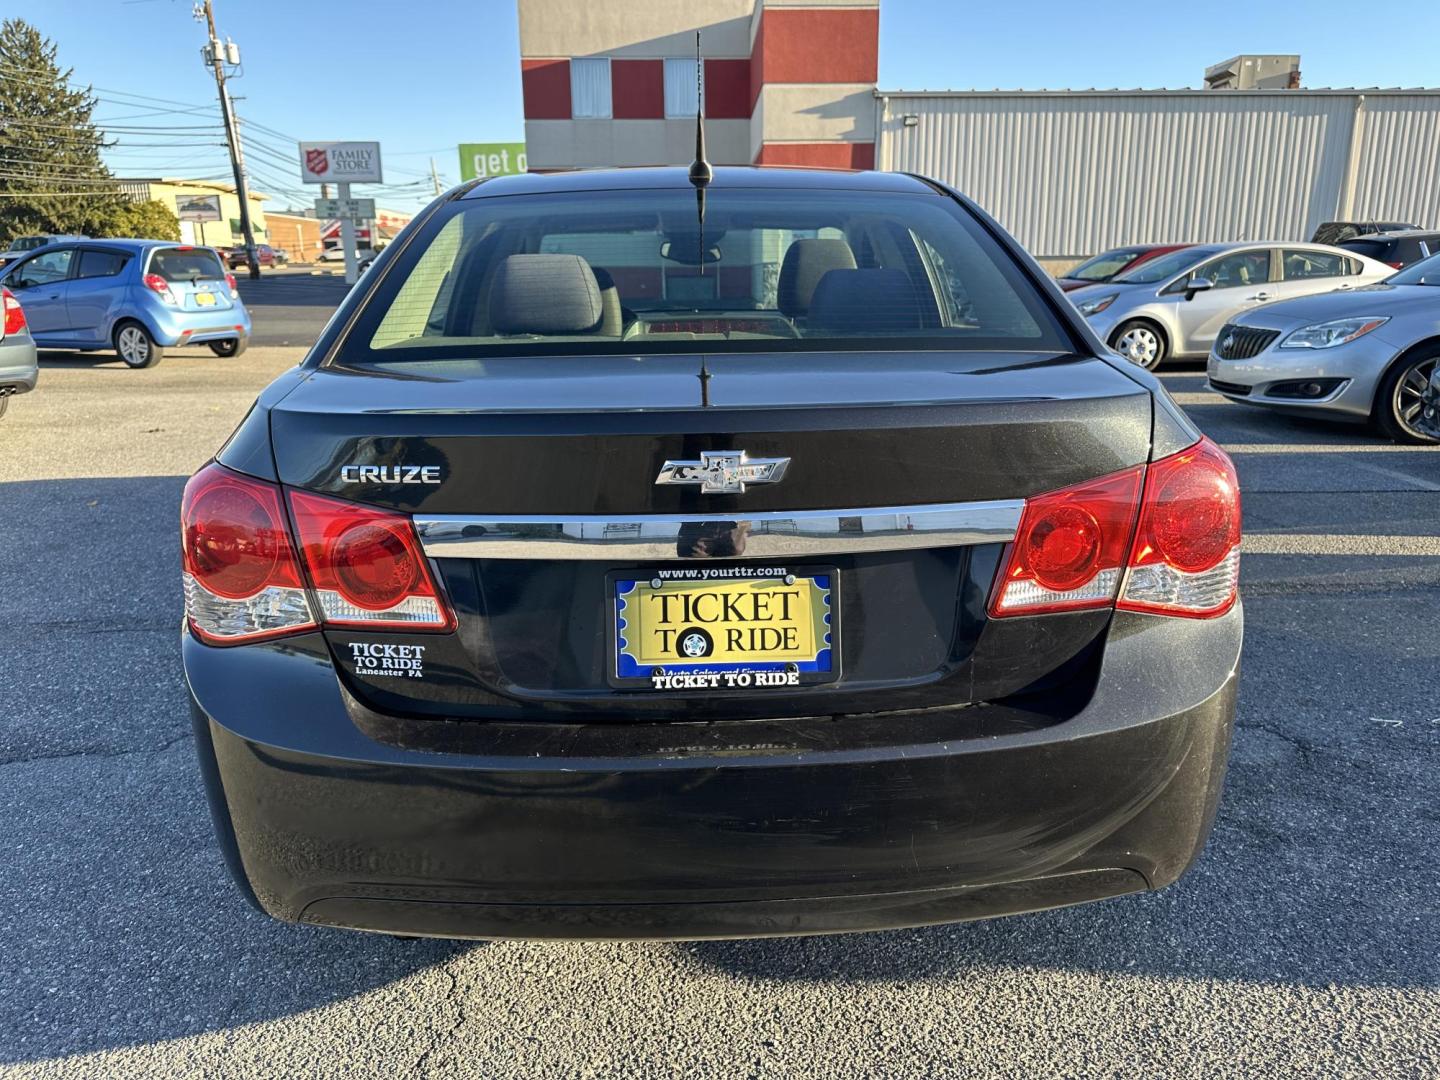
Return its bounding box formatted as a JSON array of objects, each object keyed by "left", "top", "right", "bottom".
[{"left": 0, "top": 239, "right": 251, "bottom": 368}]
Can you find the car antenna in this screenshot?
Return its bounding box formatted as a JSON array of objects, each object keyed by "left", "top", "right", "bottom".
[{"left": 687, "top": 30, "right": 711, "bottom": 276}]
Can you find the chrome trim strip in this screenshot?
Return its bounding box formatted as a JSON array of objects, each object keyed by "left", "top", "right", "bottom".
[{"left": 414, "top": 500, "right": 1025, "bottom": 561}]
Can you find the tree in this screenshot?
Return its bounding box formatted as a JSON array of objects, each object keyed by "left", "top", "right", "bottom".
[
  {"left": 0, "top": 18, "right": 126, "bottom": 240},
  {"left": 103, "top": 198, "right": 180, "bottom": 241}
]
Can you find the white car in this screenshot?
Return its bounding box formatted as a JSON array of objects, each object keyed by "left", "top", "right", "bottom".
[
  {"left": 318, "top": 247, "right": 377, "bottom": 263},
  {"left": 1068, "top": 242, "right": 1395, "bottom": 369}
]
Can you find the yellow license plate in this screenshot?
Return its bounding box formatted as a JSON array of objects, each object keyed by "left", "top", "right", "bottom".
[
  {"left": 613, "top": 568, "right": 835, "bottom": 690},
  {"left": 194, "top": 292, "right": 216, "bottom": 306}
]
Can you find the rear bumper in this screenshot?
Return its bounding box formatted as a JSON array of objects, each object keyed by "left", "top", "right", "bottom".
[
  {"left": 0, "top": 336, "right": 39, "bottom": 393},
  {"left": 186, "top": 606, "right": 1241, "bottom": 940},
  {"left": 141, "top": 295, "right": 251, "bottom": 347}
]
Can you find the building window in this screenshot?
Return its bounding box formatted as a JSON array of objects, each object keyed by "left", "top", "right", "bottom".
[
  {"left": 664, "top": 57, "right": 702, "bottom": 119},
  {"left": 570, "top": 57, "right": 612, "bottom": 119}
]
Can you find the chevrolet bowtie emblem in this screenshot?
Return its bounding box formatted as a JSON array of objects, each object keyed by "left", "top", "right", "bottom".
[{"left": 655, "top": 451, "right": 790, "bottom": 494}]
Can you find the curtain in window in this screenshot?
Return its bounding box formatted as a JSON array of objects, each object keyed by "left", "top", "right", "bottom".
[
  {"left": 663, "top": 58, "right": 702, "bottom": 119},
  {"left": 571, "top": 58, "right": 612, "bottom": 119}
]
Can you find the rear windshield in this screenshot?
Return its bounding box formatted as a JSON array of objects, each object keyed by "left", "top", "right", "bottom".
[
  {"left": 335, "top": 186, "right": 1071, "bottom": 363},
  {"left": 1066, "top": 247, "right": 1145, "bottom": 282},
  {"left": 148, "top": 247, "right": 225, "bottom": 281},
  {"left": 1339, "top": 239, "right": 1390, "bottom": 259}
]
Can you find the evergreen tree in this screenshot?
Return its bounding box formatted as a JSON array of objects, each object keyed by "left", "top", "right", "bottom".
[{"left": 0, "top": 17, "right": 126, "bottom": 239}]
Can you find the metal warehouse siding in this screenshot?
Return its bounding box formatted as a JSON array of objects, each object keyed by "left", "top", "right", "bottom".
[{"left": 876, "top": 90, "right": 1440, "bottom": 258}]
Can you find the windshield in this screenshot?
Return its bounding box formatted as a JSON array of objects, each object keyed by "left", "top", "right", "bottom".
[
  {"left": 1066, "top": 247, "right": 1146, "bottom": 282},
  {"left": 1113, "top": 246, "right": 1215, "bottom": 284},
  {"left": 1385, "top": 251, "right": 1440, "bottom": 286},
  {"left": 148, "top": 247, "right": 225, "bottom": 281},
  {"left": 336, "top": 186, "right": 1070, "bottom": 364}
]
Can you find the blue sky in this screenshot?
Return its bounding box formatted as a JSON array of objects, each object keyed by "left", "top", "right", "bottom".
[{"left": 18, "top": 0, "right": 1440, "bottom": 212}]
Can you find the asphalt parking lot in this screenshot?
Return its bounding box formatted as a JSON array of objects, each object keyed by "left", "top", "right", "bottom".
[{"left": 2, "top": 290, "right": 1437, "bottom": 1077}]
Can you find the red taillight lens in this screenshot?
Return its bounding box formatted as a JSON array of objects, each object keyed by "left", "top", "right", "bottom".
[
  {"left": 1388, "top": 261, "right": 1405, "bottom": 270},
  {"left": 288, "top": 490, "right": 453, "bottom": 630},
  {"left": 1118, "top": 437, "right": 1241, "bottom": 618},
  {"left": 2, "top": 288, "right": 25, "bottom": 335},
  {"left": 143, "top": 272, "right": 176, "bottom": 304},
  {"left": 991, "top": 436, "right": 1241, "bottom": 620},
  {"left": 990, "top": 467, "right": 1144, "bottom": 616},
  {"left": 181, "top": 464, "right": 315, "bottom": 644},
  {"left": 225, "top": 272, "right": 238, "bottom": 297}
]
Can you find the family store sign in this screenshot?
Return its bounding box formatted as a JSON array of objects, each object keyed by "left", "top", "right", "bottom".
[{"left": 298, "top": 141, "right": 384, "bottom": 184}]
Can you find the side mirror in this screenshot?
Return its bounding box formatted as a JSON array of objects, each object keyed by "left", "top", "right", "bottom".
[{"left": 1185, "top": 276, "right": 1215, "bottom": 300}]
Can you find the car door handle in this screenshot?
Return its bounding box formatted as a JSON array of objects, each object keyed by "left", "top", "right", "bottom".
[{"left": 1247, "top": 291, "right": 1272, "bottom": 301}]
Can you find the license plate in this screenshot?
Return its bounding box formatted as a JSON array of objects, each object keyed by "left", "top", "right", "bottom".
[
  {"left": 194, "top": 292, "right": 216, "bottom": 306},
  {"left": 612, "top": 566, "right": 837, "bottom": 690}
]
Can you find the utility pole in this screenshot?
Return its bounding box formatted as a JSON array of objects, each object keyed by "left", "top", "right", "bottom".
[
  {"left": 430, "top": 157, "right": 443, "bottom": 197},
  {"left": 197, "top": 0, "right": 259, "bottom": 279}
]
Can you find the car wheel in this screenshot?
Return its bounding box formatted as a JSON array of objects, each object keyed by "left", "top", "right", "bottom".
[
  {"left": 1375, "top": 349, "right": 1440, "bottom": 444},
  {"left": 1111, "top": 321, "right": 1167, "bottom": 370},
  {"left": 209, "top": 338, "right": 247, "bottom": 358},
  {"left": 114, "top": 321, "right": 163, "bottom": 369}
]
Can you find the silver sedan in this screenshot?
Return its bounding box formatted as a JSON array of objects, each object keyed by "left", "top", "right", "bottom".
[
  {"left": 0, "top": 286, "right": 38, "bottom": 418},
  {"left": 1068, "top": 242, "right": 1394, "bottom": 370},
  {"left": 1206, "top": 255, "right": 1440, "bottom": 444}
]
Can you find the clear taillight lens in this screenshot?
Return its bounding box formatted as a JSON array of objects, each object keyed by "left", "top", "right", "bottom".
[
  {"left": 2, "top": 287, "right": 24, "bottom": 336},
  {"left": 991, "top": 436, "right": 1241, "bottom": 620},
  {"left": 181, "top": 464, "right": 316, "bottom": 644},
  {"left": 288, "top": 490, "right": 453, "bottom": 631},
  {"left": 1118, "top": 437, "right": 1241, "bottom": 618}
]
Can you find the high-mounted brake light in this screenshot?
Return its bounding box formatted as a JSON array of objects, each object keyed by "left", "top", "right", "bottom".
[
  {"left": 182, "top": 463, "right": 316, "bottom": 644},
  {"left": 2, "top": 287, "right": 25, "bottom": 336},
  {"left": 990, "top": 436, "right": 1241, "bottom": 620},
  {"left": 144, "top": 272, "right": 177, "bottom": 305},
  {"left": 288, "top": 490, "right": 454, "bottom": 631}
]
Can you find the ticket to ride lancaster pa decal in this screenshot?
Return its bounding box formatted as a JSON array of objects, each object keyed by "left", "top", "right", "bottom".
[{"left": 612, "top": 566, "right": 836, "bottom": 690}]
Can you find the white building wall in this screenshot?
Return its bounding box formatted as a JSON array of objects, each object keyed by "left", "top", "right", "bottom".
[
  {"left": 525, "top": 118, "right": 751, "bottom": 168},
  {"left": 876, "top": 89, "right": 1440, "bottom": 258},
  {"left": 519, "top": 0, "right": 755, "bottom": 59}
]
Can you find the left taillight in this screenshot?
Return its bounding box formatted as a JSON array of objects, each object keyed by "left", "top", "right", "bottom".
[
  {"left": 288, "top": 490, "right": 454, "bottom": 631},
  {"left": 181, "top": 463, "right": 316, "bottom": 645},
  {"left": 2, "top": 287, "right": 25, "bottom": 336},
  {"left": 144, "top": 272, "right": 177, "bottom": 304}
]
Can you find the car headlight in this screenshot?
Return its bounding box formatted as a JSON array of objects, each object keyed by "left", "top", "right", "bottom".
[
  {"left": 1076, "top": 294, "right": 1117, "bottom": 317},
  {"left": 1279, "top": 317, "right": 1389, "bottom": 350}
]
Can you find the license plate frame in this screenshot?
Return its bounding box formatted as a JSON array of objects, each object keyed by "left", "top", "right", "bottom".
[
  {"left": 194, "top": 291, "right": 216, "bottom": 306},
  {"left": 608, "top": 564, "right": 839, "bottom": 691}
]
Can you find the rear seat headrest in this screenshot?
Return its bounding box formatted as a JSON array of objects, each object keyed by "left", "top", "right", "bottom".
[
  {"left": 777, "top": 238, "right": 857, "bottom": 317},
  {"left": 489, "top": 253, "right": 603, "bottom": 335},
  {"left": 807, "top": 268, "right": 931, "bottom": 334}
]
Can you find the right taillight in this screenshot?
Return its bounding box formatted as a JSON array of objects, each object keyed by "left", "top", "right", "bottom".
[
  {"left": 1117, "top": 436, "right": 1241, "bottom": 618},
  {"left": 2, "top": 287, "right": 25, "bottom": 336},
  {"left": 991, "top": 436, "right": 1240, "bottom": 620}
]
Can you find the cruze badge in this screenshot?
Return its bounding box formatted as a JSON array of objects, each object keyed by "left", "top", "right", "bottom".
[
  {"left": 655, "top": 451, "right": 789, "bottom": 494},
  {"left": 340, "top": 464, "right": 441, "bottom": 485}
]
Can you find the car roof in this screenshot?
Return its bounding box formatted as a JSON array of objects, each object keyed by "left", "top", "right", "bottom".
[
  {"left": 1348, "top": 229, "right": 1440, "bottom": 240},
  {"left": 462, "top": 165, "right": 940, "bottom": 200}
]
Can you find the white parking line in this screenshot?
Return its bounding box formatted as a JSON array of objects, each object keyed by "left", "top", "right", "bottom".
[{"left": 1243, "top": 533, "right": 1440, "bottom": 555}]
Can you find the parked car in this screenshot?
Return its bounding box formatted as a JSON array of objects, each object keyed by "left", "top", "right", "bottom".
[
  {"left": 0, "top": 240, "right": 250, "bottom": 368},
  {"left": 1055, "top": 244, "right": 1192, "bottom": 292},
  {"left": 0, "top": 233, "right": 87, "bottom": 271},
  {"left": 0, "top": 286, "right": 38, "bottom": 417},
  {"left": 1207, "top": 252, "right": 1440, "bottom": 443},
  {"left": 1422, "top": 358, "right": 1440, "bottom": 439},
  {"left": 318, "top": 245, "right": 378, "bottom": 263},
  {"left": 1069, "top": 242, "right": 1395, "bottom": 369},
  {"left": 1311, "top": 220, "right": 1420, "bottom": 246},
  {"left": 181, "top": 166, "right": 1244, "bottom": 941},
  {"left": 1336, "top": 229, "right": 1440, "bottom": 270},
  {"left": 226, "top": 244, "right": 279, "bottom": 270}
]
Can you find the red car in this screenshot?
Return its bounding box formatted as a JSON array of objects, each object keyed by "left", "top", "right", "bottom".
[{"left": 1057, "top": 244, "right": 1192, "bottom": 292}]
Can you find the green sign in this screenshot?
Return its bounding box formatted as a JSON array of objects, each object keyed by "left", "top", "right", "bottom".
[{"left": 458, "top": 142, "right": 527, "bottom": 182}]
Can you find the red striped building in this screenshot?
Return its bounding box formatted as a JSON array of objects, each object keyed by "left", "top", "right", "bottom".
[{"left": 518, "top": 0, "right": 879, "bottom": 171}]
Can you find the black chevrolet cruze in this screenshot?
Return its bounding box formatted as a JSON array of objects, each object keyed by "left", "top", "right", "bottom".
[{"left": 181, "top": 166, "right": 1242, "bottom": 940}]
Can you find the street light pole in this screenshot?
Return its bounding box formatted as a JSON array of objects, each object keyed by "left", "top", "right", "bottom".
[{"left": 198, "top": 0, "right": 260, "bottom": 279}]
